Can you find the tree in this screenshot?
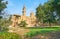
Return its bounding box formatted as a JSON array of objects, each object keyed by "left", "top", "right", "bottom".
[
  {"left": 48, "top": 0, "right": 60, "bottom": 19},
  {"left": 18, "top": 21, "right": 27, "bottom": 27},
  {"left": 36, "top": 2, "right": 57, "bottom": 26},
  {"left": 49, "top": 0, "right": 60, "bottom": 22},
  {"left": 0, "top": 0, "right": 8, "bottom": 31},
  {"left": 43, "top": 3, "right": 57, "bottom": 26},
  {"left": 0, "top": 0, "right": 8, "bottom": 19},
  {"left": 44, "top": 0, "right": 60, "bottom": 26},
  {"left": 36, "top": 4, "right": 45, "bottom": 26}
]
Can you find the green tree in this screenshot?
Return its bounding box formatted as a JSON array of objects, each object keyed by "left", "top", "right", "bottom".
[
  {"left": 43, "top": 3, "right": 56, "bottom": 26},
  {"left": 18, "top": 21, "right": 27, "bottom": 27},
  {"left": 49, "top": 0, "right": 60, "bottom": 25},
  {"left": 0, "top": 0, "right": 8, "bottom": 19},
  {"left": 0, "top": 0, "right": 8, "bottom": 31},
  {"left": 44, "top": 0, "right": 60, "bottom": 26},
  {"left": 36, "top": 3, "right": 57, "bottom": 26},
  {"left": 36, "top": 4, "right": 45, "bottom": 26},
  {"left": 48, "top": 0, "right": 60, "bottom": 19}
]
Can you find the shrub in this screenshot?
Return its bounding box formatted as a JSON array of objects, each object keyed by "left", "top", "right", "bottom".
[
  {"left": 0, "top": 32, "right": 21, "bottom": 39},
  {"left": 18, "top": 21, "right": 27, "bottom": 27}
]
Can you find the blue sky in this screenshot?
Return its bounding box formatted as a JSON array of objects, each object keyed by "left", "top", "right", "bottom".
[{"left": 5, "top": 0, "right": 48, "bottom": 16}]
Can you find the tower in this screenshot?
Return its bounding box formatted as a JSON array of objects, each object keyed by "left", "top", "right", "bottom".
[
  {"left": 30, "top": 12, "right": 34, "bottom": 17},
  {"left": 22, "top": 5, "right": 26, "bottom": 16}
]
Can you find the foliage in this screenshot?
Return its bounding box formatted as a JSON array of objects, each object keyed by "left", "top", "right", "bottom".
[
  {"left": 0, "top": 0, "right": 8, "bottom": 12},
  {"left": 0, "top": 32, "right": 21, "bottom": 39},
  {"left": 0, "top": 18, "right": 12, "bottom": 27},
  {"left": 18, "top": 21, "right": 27, "bottom": 27},
  {"left": 36, "top": 0, "right": 60, "bottom": 26},
  {"left": 36, "top": 4, "right": 45, "bottom": 23},
  {"left": 0, "top": 26, "right": 8, "bottom": 32},
  {"left": 49, "top": 0, "right": 60, "bottom": 17},
  {"left": 0, "top": 18, "right": 12, "bottom": 32},
  {"left": 0, "top": 0, "right": 8, "bottom": 19}
]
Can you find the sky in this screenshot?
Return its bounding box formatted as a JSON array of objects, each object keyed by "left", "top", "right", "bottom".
[{"left": 5, "top": 0, "right": 48, "bottom": 16}]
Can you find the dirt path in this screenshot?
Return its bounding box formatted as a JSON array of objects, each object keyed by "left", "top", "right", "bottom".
[
  {"left": 8, "top": 26, "right": 30, "bottom": 35},
  {"left": 8, "top": 27, "right": 30, "bottom": 39},
  {"left": 13, "top": 28, "right": 30, "bottom": 39},
  {"left": 15, "top": 28, "right": 30, "bottom": 35}
]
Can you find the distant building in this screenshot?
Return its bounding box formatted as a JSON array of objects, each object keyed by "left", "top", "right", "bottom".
[{"left": 11, "top": 5, "right": 37, "bottom": 27}]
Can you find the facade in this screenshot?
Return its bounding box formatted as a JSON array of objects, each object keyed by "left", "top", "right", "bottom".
[{"left": 11, "top": 6, "right": 37, "bottom": 27}]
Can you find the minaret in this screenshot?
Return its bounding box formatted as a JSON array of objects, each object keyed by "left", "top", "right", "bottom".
[{"left": 22, "top": 5, "right": 26, "bottom": 16}]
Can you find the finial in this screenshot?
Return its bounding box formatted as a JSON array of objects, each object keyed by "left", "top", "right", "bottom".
[{"left": 23, "top": 4, "right": 26, "bottom": 9}]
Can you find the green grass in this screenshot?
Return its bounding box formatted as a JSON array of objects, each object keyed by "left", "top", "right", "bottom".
[
  {"left": 25, "top": 27, "right": 60, "bottom": 37},
  {"left": 0, "top": 32, "right": 21, "bottom": 39}
]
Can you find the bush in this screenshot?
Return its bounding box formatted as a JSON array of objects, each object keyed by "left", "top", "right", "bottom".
[
  {"left": 0, "top": 26, "right": 8, "bottom": 32},
  {"left": 18, "top": 21, "right": 27, "bottom": 27},
  {"left": 0, "top": 32, "right": 21, "bottom": 39}
]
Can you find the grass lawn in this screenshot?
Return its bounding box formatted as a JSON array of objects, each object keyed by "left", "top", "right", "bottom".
[
  {"left": 25, "top": 26, "right": 60, "bottom": 37},
  {"left": 0, "top": 26, "right": 60, "bottom": 39}
]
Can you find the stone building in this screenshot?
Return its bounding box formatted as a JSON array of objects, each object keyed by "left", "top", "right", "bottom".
[{"left": 11, "top": 6, "right": 37, "bottom": 27}]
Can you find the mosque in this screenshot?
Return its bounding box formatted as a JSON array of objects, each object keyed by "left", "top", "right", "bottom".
[{"left": 11, "top": 5, "right": 37, "bottom": 27}]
